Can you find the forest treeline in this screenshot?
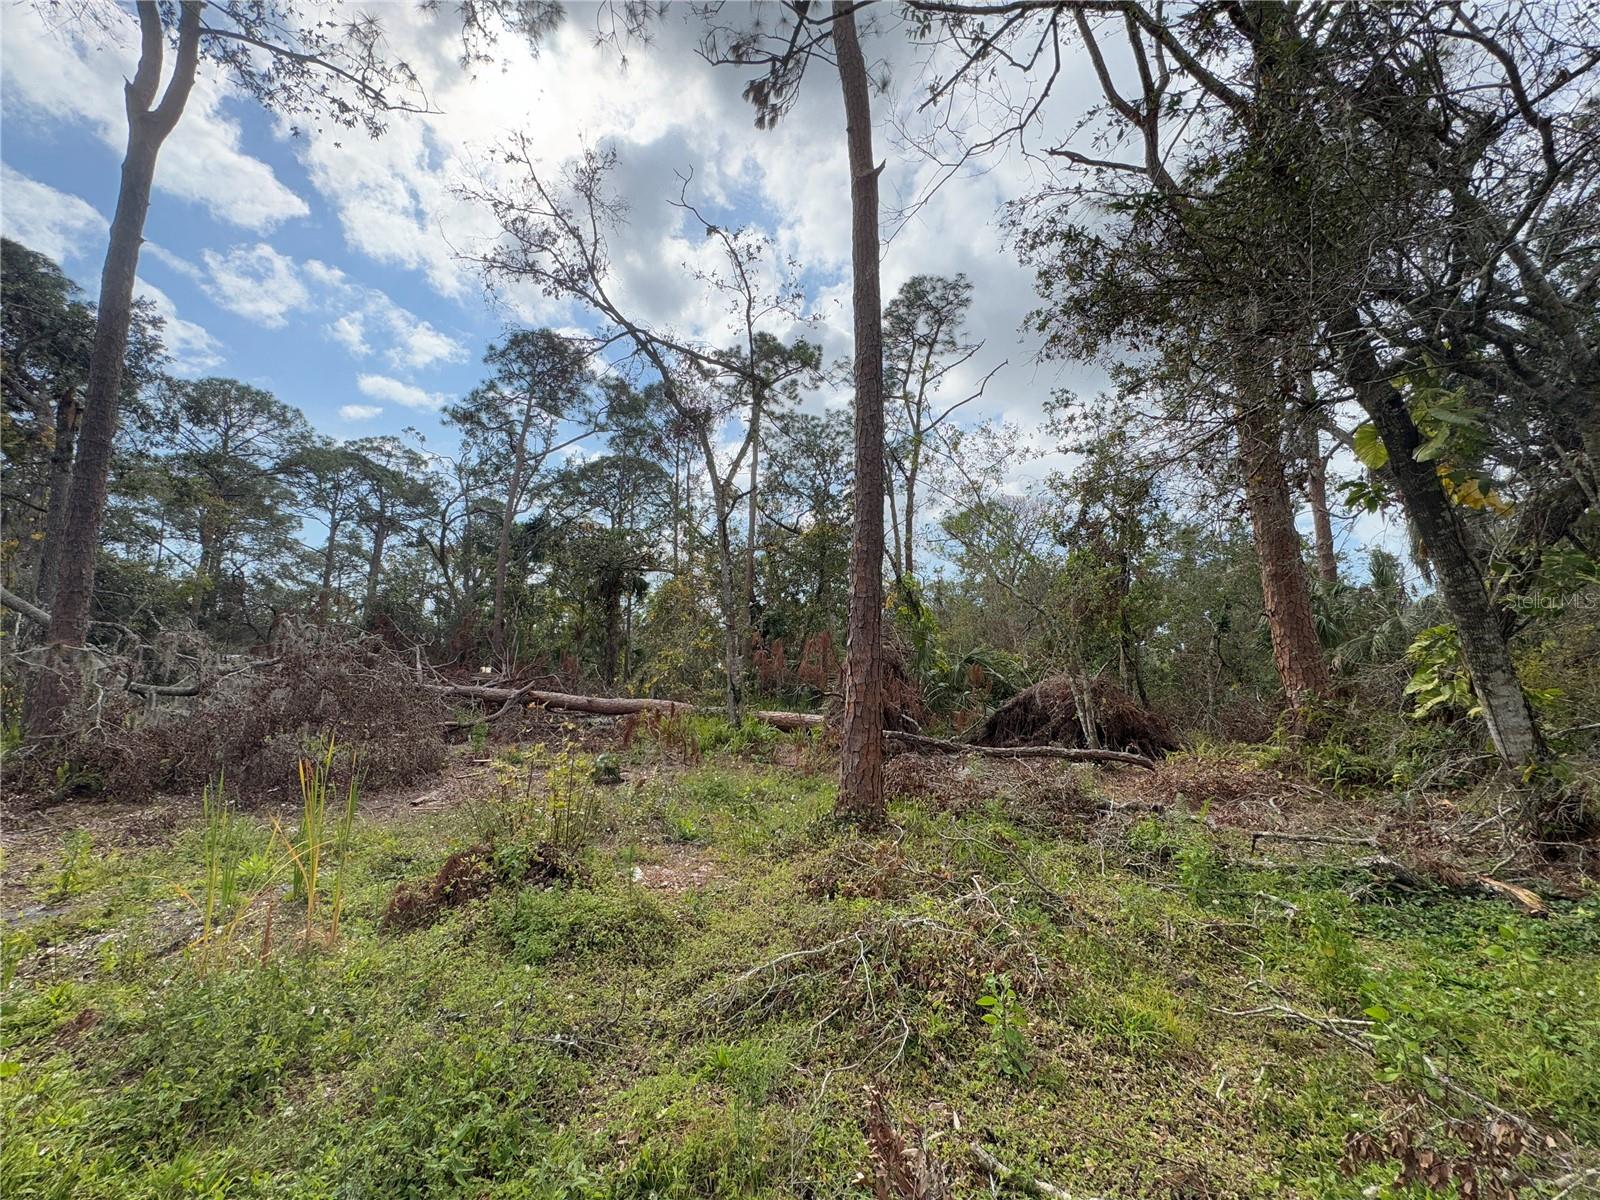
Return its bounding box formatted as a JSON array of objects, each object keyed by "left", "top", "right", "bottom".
[{"left": 2, "top": 1, "right": 1597, "bottom": 832}]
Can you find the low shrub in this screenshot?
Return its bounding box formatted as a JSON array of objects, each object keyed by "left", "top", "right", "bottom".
[{"left": 492, "top": 884, "right": 676, "bottom": 966}]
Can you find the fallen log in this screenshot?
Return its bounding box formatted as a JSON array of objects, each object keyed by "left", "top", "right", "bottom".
[
  {"left": 885, "top": 729, "right": 1158, "bottom": 771},
  {"left": 1257, "top": 854, "right": 1553, "bottom": 917},
  {"left": 1473, "top": 875, "right": 1549, "bottom": 917},
  {"left": 1250, "top": 829, "right": 1379, "bottom": 853},
  {"left": 434, "top": 682, "right": 823, "bottom": 732},
  {"left": 440, "top": 684, "right": 1163, "bottom": 767},
  {"left": 439, "top": 684, "right": 1157, "bottom": 766}
]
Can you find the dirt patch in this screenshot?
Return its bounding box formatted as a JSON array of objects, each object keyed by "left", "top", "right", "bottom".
[
  {"left": 628, "top": 844, "right": 720, "bottom": 895},
  {"left": 974, "top": 675, "right": 1177, "bottom": 758},
  {"left": 0, "top": 795, "right": 191, "bottom": 914},
  {"left": 54, "top": 1007, "right": 103, "bottom": 1044}
]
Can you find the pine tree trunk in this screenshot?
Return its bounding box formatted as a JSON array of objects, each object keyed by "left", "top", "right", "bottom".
[
  {"left": 364, "top": 525, "right": 387, "bottom": 623},
  {"left": 903, "top": 441, "right": 920, "bottom": 582},
  {"left": 834, "top": 1, "right": 887, "bottom": 829},
  {"left": 714, "top": 504, "right": 743, "bottom": 722},
  {"left": 745, "top": 385, "right": 762, "bottom": 628},
  {"left": 317, "top": 517, "right": 340, "bottom": 621},
  {"left": 1335, "top": 313, "right": 1546, "bottom": 767},
  {"left": 28, "top": 2, "right": 200, "bottom": 736},
  {"left": 1304, "top": 424, "right": 1338, "bottom": 584},
  {"left": 492, "top": 427, "right": 530, "bottom": 658},
  {"left": 1299, "top": 365, "right": 1338, "bottom": 584},
  {"left": 36, "top": 387, "right": 81, "bottom": 606},
  {"left": 1236, "top": 398, "right": 1332, "bottom": 710}
]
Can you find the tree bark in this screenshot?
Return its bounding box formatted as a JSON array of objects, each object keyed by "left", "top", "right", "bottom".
[
  {"left": 438, "top": 681, "right": 819, "bottom": 730},
  {"left": 1334, "top": 312, "right": 1546, "bottom": 767},
  {"left": 36, "top": 387, "right": 82, "bottom": 606},
  {"left": 1303, "top": 423, "right": 1339, "bottom": 584},
  {"left": 885, "top": 729, "right": 1157, "bottom": 771},
  {"left": 364, "top": 524, "right": 387, "bottom": 622},
  {"left": 1236, "top": 397, "right": 1332, "bottom": 709},
  {"left": 491, "top": 417, "right": 530, "bottom": 659},
  {"left": 745, "top": 383, "right": 763, "bottom": 629},
  {"left": 833, "top": 1, "right": 887, "bottom": 829},
  {"left": 903, "top": 438, "right": 920, "bottom": 581},
  {"left": 436, "top": 682, "right": 1159, "bottom": 770},
  {"left": 317, "top": 516, "right": 341, "bottom": 622},
  {"left": 28, "top": 2, "right": 201, "bottom": 736},
  {"left": 713, "top": 498, "right": 744, "bottom": 722}
]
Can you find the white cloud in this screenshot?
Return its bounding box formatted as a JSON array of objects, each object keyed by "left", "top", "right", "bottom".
[
  {"left": 388, "top": 320, "right": 464, "bottom": 371},
  {"left": 328, "top": 312, "right": 371, "bottom": 356},
  {"left": 357, "top": 373, "right": 449, "bottom": 411},
  {"left": 143, "top": 242, "right": 208, "bottom": 284},
  {"left": 0, "top": 165, "right": 104, "bottom": 263},
  {"left": 339, "top": 403, "right": 383, "bottom": 421},
  {"left": 0, "top": 4, "right": 308, "bottom": 232},
  {"left": 0, "top": 172, "right": 223, "bottom": 376},
  {"left": 202, "top": 243, "right": 308, "bottom": 327},
  {"left": 303, "top": 258, "right": 465, "bottom": 367},
  {"left": 3, "top": 5, "right": 1160, "bottom": 524},
  {"left": 133, "top": 279, "right": 225, "bottom": 376}
]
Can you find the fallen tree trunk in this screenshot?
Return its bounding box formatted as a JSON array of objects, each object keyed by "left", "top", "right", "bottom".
[
  {"left": 439, "top": 684, "right": 1157, "bottom": 767},
  {"left": 434, "top": 682, "right": 823, "bottom": 732},
  {"left": 885, "top": 729, "right": 1157, "bottom": 770}
]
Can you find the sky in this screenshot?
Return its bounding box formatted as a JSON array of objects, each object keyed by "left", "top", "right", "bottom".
[{"left": 0, "top": 0, "right": 1394, "bottom": 569}]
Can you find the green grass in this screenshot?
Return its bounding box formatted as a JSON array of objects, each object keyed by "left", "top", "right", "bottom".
[{"left": 2, "top": 749, "right": 1596, "bottom": 1199}]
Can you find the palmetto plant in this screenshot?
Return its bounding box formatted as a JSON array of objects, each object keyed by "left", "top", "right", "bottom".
[{"left": 1311, "top": 551, "right": 1443, "bottom": 673}]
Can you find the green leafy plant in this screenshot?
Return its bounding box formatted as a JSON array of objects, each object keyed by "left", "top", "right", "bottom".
[
  {"left": 1403, "top": 624, "right": 1478, "bottom": 719},
  {"left": 1362, "top": 997, "right": 1446, "bottom": 1101},
  {"left": 977, "top": 972, "right": 1031, "bottom": 1080},
  {"left": 666, "top": 813, "right": 703, "bottom": 844},
  {"left": 195, "top": 774, "right": 244, "bottom": 968},
  {"left": 483, "top": 741, "right": 605, "bottom": 855},
  {"left": 540, "top": 743, "right": 603, "bottom": 853},
  {"left": 47, "top": 830, "right": 95, "bottom": 901}
]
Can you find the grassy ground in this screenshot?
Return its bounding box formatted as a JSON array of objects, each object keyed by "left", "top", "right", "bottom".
[{"left": 2, "top": 723, "right": 1597, "bottom": 1199}]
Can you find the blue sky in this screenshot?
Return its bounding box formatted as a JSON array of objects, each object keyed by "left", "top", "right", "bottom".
[
  {"left": 0, "top": 2, "right": 1401, "bottom": 576},
  {"left": 3, "top": 38, "right": 491, "bottom": 446},
  {"left": 0, "top": 3, "right": 1069, "bottom": 455}
]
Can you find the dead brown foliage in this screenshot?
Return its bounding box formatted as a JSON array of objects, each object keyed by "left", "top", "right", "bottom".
[
  {"left": 803, "top": 837, "right": 948, "bottom": 901},
  {"left": 884, "top": 753, "right": 1095, "bottom": 830},
  {"left": 1144, "top": 756, "right": 1270, "bottom": 814},
  {"left": 381, "top": 844, "right": 497, "bottom": 931},
  {"left": 1342, "top": 1114, "right": 1536, "bottom": 1200},
  {"left": 381, "top": 842, "right": 566, "bottom": 932},
  {"left": 974, "top": 674, "right": 1177, "bottom": 757},
  {"left": 796, "top": 631, "right": 837, "bottom": 692},
  {"left": 826, "top": 641, "right": 929, "bottom": 733},
  {"left": 883, "top": 753, "right": 992, "bottom": 813},
  {"left": 752, "top": 635, "right": 787, "bottom": 691},
  {"left": 29, "top": 627, "right": 448, "bottom": 806},
  {"left": 863, "top": 1085, "right": 948, "bottom": 1200}
]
